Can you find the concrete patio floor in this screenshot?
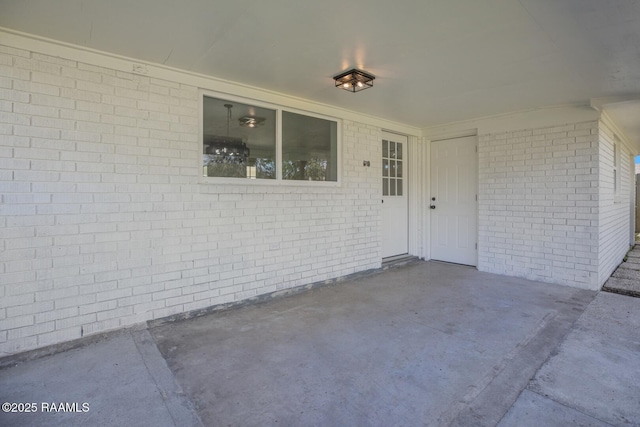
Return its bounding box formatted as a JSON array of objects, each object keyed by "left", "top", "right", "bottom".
[{"left": 1, "top": 261, "right": 639, "bottom": 426}]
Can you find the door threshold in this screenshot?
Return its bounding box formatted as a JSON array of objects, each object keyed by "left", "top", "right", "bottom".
[
  {"left": 430, "top": 259, "right": 477, "bottom": 268},
  {"left": 382, "top": 255, "right": 420, "bottom": 269}
]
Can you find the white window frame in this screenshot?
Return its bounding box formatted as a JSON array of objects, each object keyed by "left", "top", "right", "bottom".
[
  {"left": 199, "top": 90, "right": 341, "bottom": 187},
  {"left": 613, "top": 134, "right": 621, "bottom": 203}
]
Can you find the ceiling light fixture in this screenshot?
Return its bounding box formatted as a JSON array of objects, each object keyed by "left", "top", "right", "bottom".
[
  {"left": 238, "top": 116, "right": 266, "bottom": 128},
  {"left": 333, "top": 68, "right": 375, "bottom": 93}
]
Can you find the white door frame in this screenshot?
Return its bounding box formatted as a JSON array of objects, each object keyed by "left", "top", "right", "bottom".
[
  {"left": 381, "top": 131, "right": 409, "bottom": 258},
  {"left": 377, "top": 131, "right": 424, "bottom": 261}
]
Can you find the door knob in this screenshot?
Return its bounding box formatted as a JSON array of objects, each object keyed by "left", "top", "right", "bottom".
[{"left": 430, "top": 205, "right": 436, "bottom": 209}]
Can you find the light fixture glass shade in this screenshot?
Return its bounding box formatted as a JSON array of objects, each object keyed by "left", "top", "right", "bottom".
[
  {"left": 239, "top": 116, "right": 266, "bottom": 128},
  {"left": 333, "top": 68, "right": 375, "bottom": 92}
]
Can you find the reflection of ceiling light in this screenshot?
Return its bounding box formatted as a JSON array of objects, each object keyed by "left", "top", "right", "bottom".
[
  {"left": 239, "top": 116, "right": 265, "bottom": 128},
  {"left": 333, "top": 68, "right": 375, "bottom": 93}
]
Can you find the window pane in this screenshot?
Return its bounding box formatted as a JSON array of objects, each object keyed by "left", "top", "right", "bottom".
[
  {"left": 383, "top": 178, "right": 388, "bottom": 196},
  {"left": 390, "top": 178, "right": 396, "bottom": 196},
  {"left": 382, "top": 140, "right": 388, "bottom": 158},
  {"left": 390, "top": 160, "right": 396, "bottom": 178},
  {"left": 397, "top": 143, "right": 403, "bottom": 160},
  {"left": 382, "top": 159, "right": 388, "bottom": 177},
  {"left": 397, "top": 179, "right": 403, "bottom": 196},
  {"left": 397, "top": 160, "right": 403, "bottom": 178},
  {"left": 203, "top": 96, "right": 276, "bottom": 179},
  {"left": 390, "top": 141, "right": 396, "bottom": 159},
  {"left": 282, "top": 111, "right": 338, "bottom": 181}
]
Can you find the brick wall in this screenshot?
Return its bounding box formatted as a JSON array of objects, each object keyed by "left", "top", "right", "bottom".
[
  {"left": 477, "top": 121, "right": 601, "bottom": 289},
  {"left": 0, "top": 44, "right": 382, "bottom": 356}
]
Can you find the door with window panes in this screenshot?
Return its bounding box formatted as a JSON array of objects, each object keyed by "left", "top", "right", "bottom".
[{"left": 381, "top": 132, "right": 409, "bottom": 258}]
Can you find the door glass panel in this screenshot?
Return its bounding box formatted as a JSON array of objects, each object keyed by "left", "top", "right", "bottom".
[{"left": 382, "top": 137, "right": 405, "bottom": 198}]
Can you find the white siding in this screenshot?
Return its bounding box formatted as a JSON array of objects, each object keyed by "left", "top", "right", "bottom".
[
  {"left": 0, "top": 44, "right": 383, "bottom": 356},
  {"left": 598, "top": 117, "right": 633, "bottom": 284},
  {"left": 477, "top": 121, "right": 600, "bottom": 289}
]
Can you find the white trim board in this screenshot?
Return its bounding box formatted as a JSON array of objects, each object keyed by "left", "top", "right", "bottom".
[{"left": 423, "top": 104, "right": 600, "bottom": 140}]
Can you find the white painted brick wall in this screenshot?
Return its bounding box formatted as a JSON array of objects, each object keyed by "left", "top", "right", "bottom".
[
  {"left": 478, "top": 121, "right": 601, "bottom": 289},
  {"left": 0, "top": 44, "right": 382, "bottom": 356}
]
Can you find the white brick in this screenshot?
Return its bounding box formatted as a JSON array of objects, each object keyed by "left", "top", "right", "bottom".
[
  {"left": 32, "top": 71, "right": 75, "bottom": 88},
  {"left": 8, "top": 322, "right": 55, "bottom": 340},
  {"left": 7, "top": 301, "right": 54, "bottom": 318},
  {"left": 56, "top": 313, "right": 96, "bottom": 329},
  {"left": 35, "top": 306, "right": 78, "bottom": 324},
  {"left": 13, "top": 79, "right": 60, "bottom": 96},
  {"left": 76, "top": 100, "right": 114, "bottom": 114},
  {"left": 31, "top": 93, "right": 75, "bottom": 109},
  {"left": 32, "top": 53, "right": 76, "bottom": 67},
  {"left": 37, "top": 327, "right": 81, "bottom": 347},
  {"left": 55, "top": 295, "right": 96, "bottom": 314},
  {"left": 62, "top": 67, "right": 103, "bottom": 83},
  {"left": 61, "top": 87, "right": 102, "bottom": 102},
  {"left": 0, "top": 315, "right": 34, "bottom": 330},
  {"left": 0, "top": 65, "right": 30, "bottom": 81},
  {"left": 12, "top": 57, "right": 58, "bottom": 73}
]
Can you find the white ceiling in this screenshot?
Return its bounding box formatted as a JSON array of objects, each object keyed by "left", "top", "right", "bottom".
[{"left": 1, "top": 0, "right": 639, "bottom": 144}]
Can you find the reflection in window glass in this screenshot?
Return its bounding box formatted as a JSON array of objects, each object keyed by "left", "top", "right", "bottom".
[
  {"left": 282, "top": 111, "right": 338, "bottom": 181},
  {"left": 202, "top": 96, "right": 276, "bottom": 179}
]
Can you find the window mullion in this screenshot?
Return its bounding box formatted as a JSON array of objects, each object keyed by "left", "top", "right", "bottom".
[{"left": 276, "top": 109, "right": 283, "bottom": 181}]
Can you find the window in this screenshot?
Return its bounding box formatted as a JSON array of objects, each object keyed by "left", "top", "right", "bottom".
[
  {"left": 203, "top": 96, "right": 276, "bottom": 179},
  {"left": 282, "top": 111, "right": 338, "bottom": 181},
  {"left": 613, "top": 135, "right": 620, "bottom": 196},
  {"left": 202, "top": 94, "right": 339, "bottom": 183}
]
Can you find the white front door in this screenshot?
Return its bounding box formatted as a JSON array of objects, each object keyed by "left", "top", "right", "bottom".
[
  {"left": 430, "top": 135, "right": 478, "bottom": 266},
  {"left": 382, "top": 132, "right": 408, "bottom": 258}
]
